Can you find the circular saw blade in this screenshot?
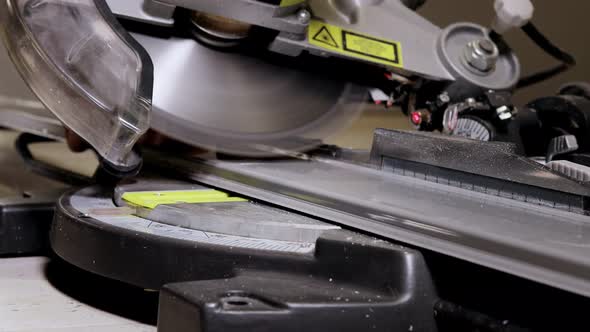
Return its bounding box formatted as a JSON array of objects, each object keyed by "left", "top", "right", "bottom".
[{"left": 133, "top": 33, "right": 366, "bottom": 157}]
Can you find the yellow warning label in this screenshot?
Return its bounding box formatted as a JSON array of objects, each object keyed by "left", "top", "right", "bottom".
[
  {"left": 122, "top": 190, "right": 247, "bottom": 209},
  {"left": 280, "top": 0, "right": 305, "bottom": 7},
  {"left": 308, "top": 20, "right": 403, "bottom": 68},
  {"left": 313, "top": 26, "right": 339, "bottom": 48}
]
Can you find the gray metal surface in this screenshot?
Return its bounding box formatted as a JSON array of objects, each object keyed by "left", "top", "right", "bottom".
[
  {"left": 146, "top": 152, "right": 590, "bottom": 297},
  {"left": 106, "top": 0, "right": 175, "bottom": 27},
  {"left": 133, "top": 33, "right": 366, "bottom": 156}
]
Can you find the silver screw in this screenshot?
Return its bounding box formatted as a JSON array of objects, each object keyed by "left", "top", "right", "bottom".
[
  {"left": 297, "top": 9, "right": 311, "bottom": 24},
  {"left": 478, "top": 39, "right": 496, "bottom": 54},
  {"left": 463, "top": 39, "right": 500, "bottom": 73},
  {"left": 496, "top": 105, "right": 512, "bottom": 120},
  {"left": 438, "top": 92, "right": 451, "bottom": 105},
  {"left": 436, "top": 91, "right": 451, "bottom": 107}
]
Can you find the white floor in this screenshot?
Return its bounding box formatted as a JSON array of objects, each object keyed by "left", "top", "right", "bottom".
[{"left": 0, "top": 257, "right": 155, "bottom": 332}]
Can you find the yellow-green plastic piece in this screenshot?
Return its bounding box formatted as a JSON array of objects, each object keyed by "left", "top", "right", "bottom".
[
  {"left": 280, "top": 0, "right": 305, "bottom": 7},
  {"left": 122, "top": 190, "right": 247, "bottom": 209}
]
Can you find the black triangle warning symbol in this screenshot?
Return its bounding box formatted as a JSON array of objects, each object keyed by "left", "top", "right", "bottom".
[{"left": 313, "top": 26, "right": 338, "bottom": 48}]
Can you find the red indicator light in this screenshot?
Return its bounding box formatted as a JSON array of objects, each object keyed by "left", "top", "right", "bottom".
[{"left": 411, "top": 111, "right": 422, "bottom": 126}]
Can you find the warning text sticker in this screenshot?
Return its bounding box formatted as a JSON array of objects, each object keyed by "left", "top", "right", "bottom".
[{"left": 308, "top": 20, "right": 403, "bottom": 68}]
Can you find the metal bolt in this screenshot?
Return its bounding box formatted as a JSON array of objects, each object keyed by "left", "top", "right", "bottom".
[
  {"left": 478, "top": 39, "right": 496, "bottom": 54},
  {"left": 437, "top": 92, "right": 451, "bottom": 105},
  {"left": 462, "top": 39, "right": 500, "bottom": 73},
  {"left": 297, "top": 9, "right": 311, "bottom": 24},
  {"left": 496, "top": 105, "right": 513, "bottom": 120}
]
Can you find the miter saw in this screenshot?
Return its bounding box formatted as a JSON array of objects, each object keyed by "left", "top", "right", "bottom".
[{"left": 2, "top": 0, "right": 590, "bottom": 331}]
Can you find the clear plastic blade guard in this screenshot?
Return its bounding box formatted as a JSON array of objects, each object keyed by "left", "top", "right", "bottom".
[{"left": 0, "top": 0, "right": 153, "bottom": 169}]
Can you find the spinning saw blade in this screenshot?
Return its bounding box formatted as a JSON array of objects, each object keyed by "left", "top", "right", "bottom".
[{"left": 133, "top": 33, "right": 367, "bottom": 157}]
